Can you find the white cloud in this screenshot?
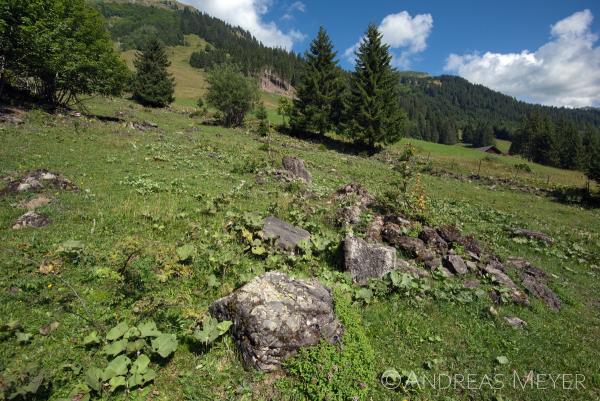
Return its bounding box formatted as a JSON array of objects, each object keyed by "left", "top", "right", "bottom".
[
  {"left": 344, "top": 11, "right": 434, "bottom": 69},
  {"left": 180, "top": 0, "right": 304, "bottom": 50},
  {"left": 282, "top": 1, "right": 305, "bottom": 21},
  {"left": 444, "top": 9, "right": 600, "bottom": 108}
]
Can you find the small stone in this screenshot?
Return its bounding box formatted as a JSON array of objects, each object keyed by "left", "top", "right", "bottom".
[
  {"left": 263, "top": 216, "right": 310, "bottom": 252},
  {"left": 466, "top": 261, "right": 478, "bottom": 272},
  {"left": 344, "top": 236, "right": 396, "bottom": 285},
  {"left": 282, "top": 156, "right": 312, "bottom": 183},
  {"left": 504, "top": 316, "right": 527, "bottom": 329},
  {"left": 443, "top": 255, "right": 468, "bottom": 275},
  {"left": 489, "top": 306, "right": 499, "bottom": 316}
]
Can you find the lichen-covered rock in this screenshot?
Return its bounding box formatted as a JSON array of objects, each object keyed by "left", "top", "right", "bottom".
[
  {"left": 443, "top": 254, "right": 468, "bottom": 275},
  {"left": 209, "top": 272, "right": 343, "bottom": 371},
  {"left": 282, "top": 156, "right": 312, "bottom": 183},
  {"left": 263, "top": 216, "right": 310, "bottom": 252},
  {"left": 12, "top": 211, "right": 51, "bottom": 229},
  {"left": 344, "top": 236, "right": 396, "bottom": 284}
]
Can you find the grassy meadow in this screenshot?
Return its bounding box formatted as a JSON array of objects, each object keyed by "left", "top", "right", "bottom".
[{"left": 1, "top": 95, "right": 599, "bottom": 400}]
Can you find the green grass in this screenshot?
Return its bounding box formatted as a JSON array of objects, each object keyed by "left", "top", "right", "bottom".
[{"left": 1, "top": 96, "right": 599, "bottom": 400}]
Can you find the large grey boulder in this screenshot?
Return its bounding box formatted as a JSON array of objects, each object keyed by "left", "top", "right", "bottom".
[
  {"left": 263, "top": 216, "right": 310, "bottom": 252},
  {"left": 282, "top": 156, "right": 312, "bottom": 183},
  {"left": 209, "top": 272, "right": 343, "bottom": 371},
  {"left": 344, "top": 236, "right": 396, "bottom": 284}
]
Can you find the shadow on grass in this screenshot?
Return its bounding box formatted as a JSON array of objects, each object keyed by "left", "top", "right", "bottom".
[
  {"left": 276, "top": 126, "right": 381, "bottom": 157},
  {"left": 551, "top": 187, "right": 600, "bottom": 209}
]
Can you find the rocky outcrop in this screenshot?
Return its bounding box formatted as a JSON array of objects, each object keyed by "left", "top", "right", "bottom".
[
  {"left": 263, "top": 216, "right": 310, "bottom": 252},
  {"left": 344, "top": 236, "right": 396, "bottom": 285},
  {"left": 282, "top": 156, "right": 312, "bottom": 183},
  {"left": 209, "top": 272, "right": 343, "bottom": 371}
]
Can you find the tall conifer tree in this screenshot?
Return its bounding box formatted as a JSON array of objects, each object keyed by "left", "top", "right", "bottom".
[
  {"left": 347, "top": 24, "right": 406, "bottom": 148},
  {"left": 132, "top": 38, "right": 175, "bottom": 107},
  {"left": 291, "top": 27, "right": 344, "bottom": 135}
]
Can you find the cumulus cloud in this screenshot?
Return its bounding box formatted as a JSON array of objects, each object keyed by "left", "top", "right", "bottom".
[
  {"left": 344, "top": 11, "right": 434, "bottom": 68},
  {"left": 181, "top": 0, "right": 304, "bottom": 50},
  {"left": 444, "top": 9, "right": 600, "bottom": 108}
]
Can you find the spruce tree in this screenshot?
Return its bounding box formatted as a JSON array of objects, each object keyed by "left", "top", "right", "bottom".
[
  {"left": 291, "top": 27, "right": 344, "bottom": 135},
  {"left": 132, "top": 38, "right": 175, "bottom": 107},
  {"left": 347, "top": 24, "right": 406, "bottom": 148}
]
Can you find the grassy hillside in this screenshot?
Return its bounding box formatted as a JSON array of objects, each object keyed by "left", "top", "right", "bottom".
[{"left": 1, "top": 97, "right": 599, "bottom": 400}]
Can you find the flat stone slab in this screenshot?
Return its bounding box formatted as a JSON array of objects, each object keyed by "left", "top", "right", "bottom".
[
  {"left": 344, "top": 236, "right": 396, "bottom": 285},
  {"left": 209, "top": 272, "right": 343, "bottom": 371},
  {"left": 263, "top": 216, "right": 310, "bottom": 252}
]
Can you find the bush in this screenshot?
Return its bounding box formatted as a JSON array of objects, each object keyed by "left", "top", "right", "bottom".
[
  {"left": 205, "top": 64, "right": 259, "bottom": 127},
  {"left": 282, "top": 289, "right": 376, "bottom": 401}
]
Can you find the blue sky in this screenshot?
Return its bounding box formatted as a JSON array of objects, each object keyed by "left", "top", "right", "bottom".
[{"left": 184, "top": 0, "right": 600, "bottom": 107}]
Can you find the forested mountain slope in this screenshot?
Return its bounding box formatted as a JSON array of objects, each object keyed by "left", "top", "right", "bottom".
[
  {"left": 399, "top": 75, "right": 600, "bottom": 142},
  {"left": 93, "top": 1, "right": 304, "bottom": 84}
]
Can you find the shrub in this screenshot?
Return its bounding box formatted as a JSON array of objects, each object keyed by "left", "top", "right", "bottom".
[
  {"left": 514, "top": 163, "right": 532, "bottom": 173},
  {"left": 205, "top": 64, "right": 259, "bottom": 127}
]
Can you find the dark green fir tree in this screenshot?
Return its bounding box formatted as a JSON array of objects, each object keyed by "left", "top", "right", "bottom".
[
  {"left": 132, "top": 38, "right": 175, "bottom": 107},
  {"left": 291, "top": 27, "right": 345, "bottom": 135},
  {"left": 346, "top": 24, "right": 406, "bottom": 148}
]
